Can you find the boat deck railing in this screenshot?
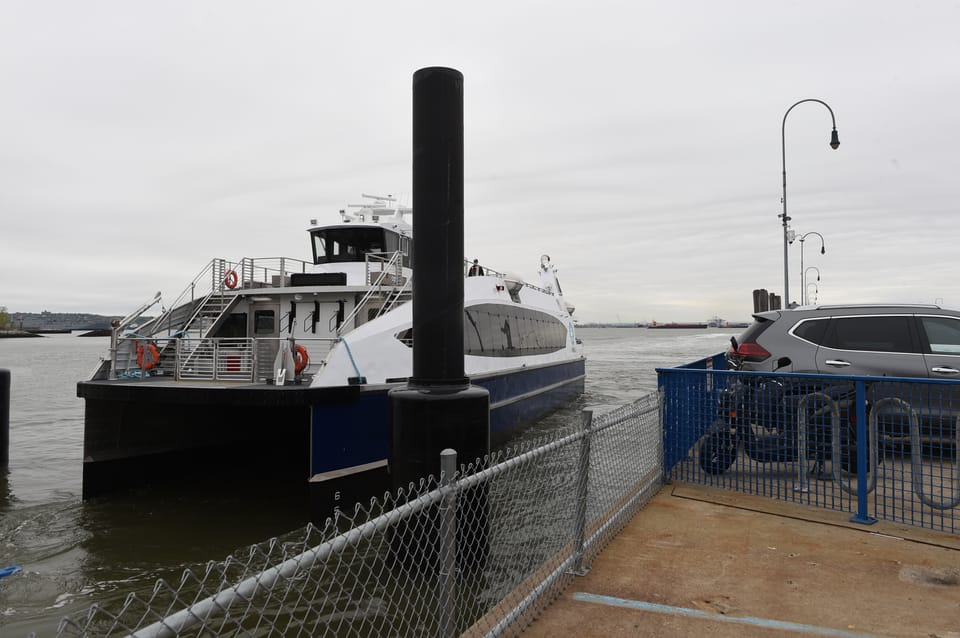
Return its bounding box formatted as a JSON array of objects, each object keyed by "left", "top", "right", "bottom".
[
  {"left": 122, "top": 255, "right": 552, "bottom": 348},
  {"left": 464, "top": 259, "right": 551, "bottom": 295},
  {"left": 136, "top": 256, "right": 314, "bottom": 341},
  {"left": 110, "top": 335, "right": 338, "bottom": 383},
  {"left": 337, "top": 251, "right": 410, "bottom": 335}
]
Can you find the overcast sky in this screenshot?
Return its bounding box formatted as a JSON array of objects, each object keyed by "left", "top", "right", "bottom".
[{"left": 2, "top": 1, "right": 957, "bottom": 323}]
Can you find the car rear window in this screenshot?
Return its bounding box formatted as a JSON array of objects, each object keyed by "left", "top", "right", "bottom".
[
  {"left": 737, "top": 316, "right": 773, "bottom": 345},
  {"left": 823, "top": 316, "right": 918, "bottom": 353}
]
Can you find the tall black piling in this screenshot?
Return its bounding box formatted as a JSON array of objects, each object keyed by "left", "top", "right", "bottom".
[
  {"left": 1, "top": 369, "right": 9, "bottom": 467},
  {"left": 389, "top": 67, "right": 490, "bottom": 565}
]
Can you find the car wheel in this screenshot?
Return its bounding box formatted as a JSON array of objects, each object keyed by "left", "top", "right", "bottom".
[{"left": 699, "top": 427, "right": 738, "bottom": 475}]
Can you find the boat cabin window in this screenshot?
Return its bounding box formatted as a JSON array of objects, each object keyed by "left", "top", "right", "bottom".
[
  {"left": 312, "top": 227, "right": 410, "bottom": 266},
  {"left": 214, "top": 313, "right": 248, "bottom": 338},
  {"left": 253, "top": 310, "right": 276, "bottom": 335},
  {"left": 463, "top": 305, "right": 568, "bottom": 356}
]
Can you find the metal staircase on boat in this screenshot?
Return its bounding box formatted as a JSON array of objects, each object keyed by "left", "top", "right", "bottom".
[
  {"left": 107, "top": 259, "right": 243, "bottom": 378},
  {"left": 338, "top": 251, "right": 411, "bottom": 334}
]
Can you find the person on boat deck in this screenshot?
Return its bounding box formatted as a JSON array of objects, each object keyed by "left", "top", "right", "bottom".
[{"left": 468, "top": 259, "right": 484, "bottom": 276}]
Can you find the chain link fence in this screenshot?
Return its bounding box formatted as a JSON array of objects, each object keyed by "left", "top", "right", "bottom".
[{"left": 51, "top": 392, "right": 662, "bottom": 637}]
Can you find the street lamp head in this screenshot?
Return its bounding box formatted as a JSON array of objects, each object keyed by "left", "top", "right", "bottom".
[
  {"left": 820, "top": 245, "right": 825, "bottom": 254},
  {"left": 829, "top": 128, "right": 840, "bottom": 150}
]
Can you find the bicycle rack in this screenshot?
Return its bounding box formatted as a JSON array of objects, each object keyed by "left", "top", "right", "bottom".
[
  {"left": 795, "top": 391, "right": 840, "bottom": 493},
  {"left": 907, "top": 403, "right": 960, "bottom": 510}
]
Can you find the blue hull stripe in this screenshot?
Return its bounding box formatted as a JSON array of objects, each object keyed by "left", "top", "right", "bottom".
[
  {"left": 310, "top": 358, "right": 584, "bottom": 475},
  {"left": 488, "top": 374, "right": 585, "bottom": 410}
]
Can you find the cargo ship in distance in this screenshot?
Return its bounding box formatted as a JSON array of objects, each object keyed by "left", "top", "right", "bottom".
[{"left": 647, "top": 321, "right": 708, "bottom": 329}]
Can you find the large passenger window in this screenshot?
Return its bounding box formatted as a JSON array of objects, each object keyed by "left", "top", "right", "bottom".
[
  {"left": 921, "top": 317, "right": 960, "bottom": 354},
  {"left": 463, "top": 304, "right": 567, "bottom": 357}
]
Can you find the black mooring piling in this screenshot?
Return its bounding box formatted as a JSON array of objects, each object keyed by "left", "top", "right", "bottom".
[
  {"left": 410, "top": 65, "right": 467, "bottom": 386},
  {"left": 389, "top": 67, "right": 490, "bottom": 564},
  {"left": 1, "top": 369, "right": 10, "bottom": 467}
]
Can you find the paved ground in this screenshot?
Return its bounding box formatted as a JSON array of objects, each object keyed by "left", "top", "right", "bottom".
[{"left": 522, "top": 483, "right": 960, "bottom": 638}]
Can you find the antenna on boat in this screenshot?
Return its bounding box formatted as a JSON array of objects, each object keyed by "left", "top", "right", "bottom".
[
  {"left": 360, "top": 193, "right": 396, "bottom": 203},
  {"left": 344, "top": 193, "right": 411, "bottom": 225}
]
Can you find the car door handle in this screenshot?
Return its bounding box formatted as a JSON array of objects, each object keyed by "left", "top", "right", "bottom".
[
  {"left": 824, "top": 360, "right": 851, "bottom": 368},
  {"left": 931, "top": 366, "right": 960, "bottom": 375}
]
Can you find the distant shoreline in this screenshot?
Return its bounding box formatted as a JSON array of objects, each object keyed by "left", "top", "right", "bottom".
[
  {"left": 0, "top": 330, "right": 43, "bottom": 338},
  {"left": 0, "top": 329, "right": 110, "bottom": 338}
]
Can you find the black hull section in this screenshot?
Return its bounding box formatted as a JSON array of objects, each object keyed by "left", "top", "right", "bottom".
[
  {"left": 78, "top": 357, "right": 585, "bottom": 518},
  {"left": 78, "top": 383, "right": 356, "bottom": 500}
]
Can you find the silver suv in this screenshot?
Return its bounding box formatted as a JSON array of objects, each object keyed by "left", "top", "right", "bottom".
[
  {"left": 728, "top": 304, "right": 960, "bottom": 379},
  {"left": 726, "top": 304, "right": 960, "bottom": 460}
]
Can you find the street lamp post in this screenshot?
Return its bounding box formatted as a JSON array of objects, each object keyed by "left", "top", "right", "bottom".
[
  {"left": 780, "top": 99, "right": 840, "bottom": 307},
  {"left": 803, "top": 266, "right": 821, "bottom": 305},
  {"left": 799, "top": 231, "right": 825, "bottom": 304}
]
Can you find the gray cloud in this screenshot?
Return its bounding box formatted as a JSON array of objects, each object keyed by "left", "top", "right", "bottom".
[{"left": 1, "top": 0, "right": 957, "bottom": 322}]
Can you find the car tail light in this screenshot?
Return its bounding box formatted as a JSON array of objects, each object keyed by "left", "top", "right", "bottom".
[{"left": 731, "top": 342, "right": 771, "bottom": 362}]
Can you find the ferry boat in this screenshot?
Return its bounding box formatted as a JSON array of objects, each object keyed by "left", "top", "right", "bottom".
[{"left": 76, "top": 194, "right": 585, "bottom": 507}]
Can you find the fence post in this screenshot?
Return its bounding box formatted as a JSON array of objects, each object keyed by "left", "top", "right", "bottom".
[
  {"left": 850, "top": 380, "right": 877, "bottom": 525},
  {"left": 569, "top": 410, "right": 593, "bottom": 575},
  {"left": 438, "top": 448, "right": 457, "bottom": 638}
]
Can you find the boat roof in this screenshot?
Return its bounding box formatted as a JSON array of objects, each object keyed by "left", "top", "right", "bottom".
[{"left": 308, "top": 194, "right": 412, "bottom": 235}]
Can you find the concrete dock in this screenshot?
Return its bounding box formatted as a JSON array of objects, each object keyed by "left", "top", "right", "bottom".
[{"left": 523, "top": 483, "right": 960, "bottom": 637}]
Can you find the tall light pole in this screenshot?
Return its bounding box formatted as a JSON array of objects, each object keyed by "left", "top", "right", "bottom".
[
  {"left": 803, "top": 266, "right": 821, "bottom": 305},
  {"left": 799, "top": 231, "right": 825, "bottom": 304},
  {"left": 781, "top": 99, "right": 840, "bottom": 307}
]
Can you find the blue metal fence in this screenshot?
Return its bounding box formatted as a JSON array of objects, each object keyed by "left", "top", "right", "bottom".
[{"left": 658, "top": 359, "right": 960, "bottom": 533}]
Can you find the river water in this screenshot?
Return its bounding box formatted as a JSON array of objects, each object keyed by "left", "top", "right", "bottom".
[{"left": 0, "top": 327, "right": 737, "bottom": 635}]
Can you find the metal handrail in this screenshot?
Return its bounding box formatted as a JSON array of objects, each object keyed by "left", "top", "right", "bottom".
[
  {"left": 338, "top": 251, "right": 407, "bottom": 334},
  {"left": 145, "top": 256, "right": 314, "bottom": 339},
  {"left": 463, "top": 259, "right": 552, "bottom": 295}
]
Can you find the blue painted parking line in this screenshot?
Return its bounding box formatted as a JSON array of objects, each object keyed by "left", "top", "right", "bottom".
[{"left": 572, "top": 592, "right": 877, "bottom": 637}]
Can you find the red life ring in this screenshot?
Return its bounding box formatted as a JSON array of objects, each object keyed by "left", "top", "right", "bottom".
[
  {"left": 293, "top": 344, "right": 309, "bottom": 374},
  {"left": 224, "top": 269, "right": 239, "bottom": 289},
  {"left": 136, "top": 341, "right": 160, "bottom": 370}
]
